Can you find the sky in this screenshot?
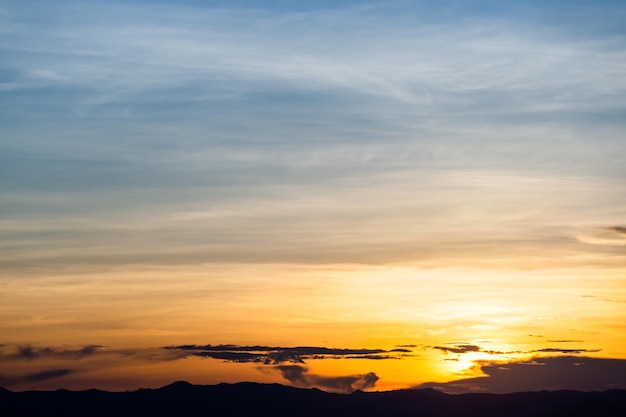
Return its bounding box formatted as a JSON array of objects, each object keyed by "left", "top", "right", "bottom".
[{"left": 1, "top": 0, "right": 625, "bottom": 394}]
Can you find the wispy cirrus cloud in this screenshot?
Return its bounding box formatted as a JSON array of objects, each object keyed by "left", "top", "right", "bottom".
[
  {"left": 575, "top": 225, "right": 626, "bottom": 246},
  {"left": 2, "top": 0, "right": 625, "bottom": 275}
]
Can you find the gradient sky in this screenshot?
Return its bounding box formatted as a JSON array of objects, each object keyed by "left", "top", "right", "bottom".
[{"left": 1, "top": 0, "right": 625, "bottom": 393}]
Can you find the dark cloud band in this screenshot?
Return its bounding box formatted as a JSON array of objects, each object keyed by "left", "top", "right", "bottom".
[
  {"left": 431, "top": 343, "right": 599, "bottom": 356},
  {"left": 165, "top": 344, "right": 410, "bottom": 364}
]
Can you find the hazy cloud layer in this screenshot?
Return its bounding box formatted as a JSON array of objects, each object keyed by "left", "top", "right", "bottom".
[
  {"left": 419, "top": 356, "right": 626, "bottom": 394},
  {"left": 24, "top": 369, "right": 74, "bottom": 382},
  {"left": 607, "top": 226, "right": 626, "bottom": 235},
  {"left": 276, "top": 365, "right": 379, "bottom": 394},
  {"left": 1, "top": 342, "right": 624, "bottom": 393},
  {"left": 0, "top": 368, "right": 75, "bottom": 387},
  {"left": 0, "top": 342, "right": 387, "bottom": 392},
  {"left": 0, "top": 344, "right": 192, "bottom": 371},
  {"left": 0, "top": 345, "right": 103, "bottom": 362},
  {"left": 0, "top": 343, "right": 409, "bottom": 367},
  {"left": 546, "top": 340, "right": 584, "bottom": 343},
  {"left": 535, "top": 348, "right": 601, "bottom": 354}
]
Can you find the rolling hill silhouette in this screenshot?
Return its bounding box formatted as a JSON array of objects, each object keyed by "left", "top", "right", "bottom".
[{"left": 2, "top": 382, "right": 625, "bottom": 416}]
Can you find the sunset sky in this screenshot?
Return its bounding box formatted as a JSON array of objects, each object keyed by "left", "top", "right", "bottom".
[{"left": 1, "top": 0, "right": 625, "bottom": 394}]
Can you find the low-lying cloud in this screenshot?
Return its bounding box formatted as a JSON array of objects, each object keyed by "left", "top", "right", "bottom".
[
  {"left": 276, "top": 365, "right": 379, "bottom": 394},
  {"left": 0, "top": 368, "right": 75, "bottom": 386},
  {"left": 418, "top": 356, "right": 626, "bottom": 394},
  {"left": 24, "top": 368, "right": 74, "bottom": 382}
]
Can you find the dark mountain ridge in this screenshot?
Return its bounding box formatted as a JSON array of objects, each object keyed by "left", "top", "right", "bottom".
[{"left": 2, "top": 382, "right": 625, "bottom": 417}]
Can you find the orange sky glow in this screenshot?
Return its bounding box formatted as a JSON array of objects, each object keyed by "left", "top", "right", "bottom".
[{"left": 1, "top": 0, "right": 625, "bottom": 394}]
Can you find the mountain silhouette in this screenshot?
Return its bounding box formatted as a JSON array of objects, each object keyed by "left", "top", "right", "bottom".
[{"left": 2, "top": 382, "right": 625, "bottom": 416}]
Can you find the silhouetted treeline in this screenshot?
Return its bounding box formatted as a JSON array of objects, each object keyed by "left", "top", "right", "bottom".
[{"left": 1, "top": 381, "right": 625, "bottom": 417}]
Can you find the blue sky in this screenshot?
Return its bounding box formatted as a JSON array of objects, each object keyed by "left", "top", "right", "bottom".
[{"left": 2, "top": 0, "right": 626, "bottom": 273}]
